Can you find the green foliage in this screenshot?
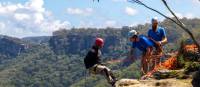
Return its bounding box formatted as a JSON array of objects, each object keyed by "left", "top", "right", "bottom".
[
  {"left": 177, "top": 55, "right": 185, "bottom": 68},
  {"left": 117, "top": 60, "right": 142, "bottom": 79},
  {"left": 0, "top": 45, "right": 86, "bottom": 87},
  {"left": 184, "top": 62, "right": 200, "bottom": 74},
  {"left": 176, "top": 72, "right": 189, "bottom": 79},
  {"left": 0, "top": 18, "right": 200, "bottom": 87},
  {"left": 153, "top": 70, "right": 178, "bottom": 79}
]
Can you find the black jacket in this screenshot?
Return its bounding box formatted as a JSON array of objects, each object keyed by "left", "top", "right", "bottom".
[{"left": 84, "top": 46, "right": 102, "bottom": 69}]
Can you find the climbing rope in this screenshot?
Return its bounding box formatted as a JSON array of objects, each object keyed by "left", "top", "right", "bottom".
[{"left": 85, "top": 70, "right": 87, "bottom": 87}]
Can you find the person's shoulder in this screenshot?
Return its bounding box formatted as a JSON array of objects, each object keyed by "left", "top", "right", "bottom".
[{"left": 88, "top": 48, "right": 96, "bottom": 53}]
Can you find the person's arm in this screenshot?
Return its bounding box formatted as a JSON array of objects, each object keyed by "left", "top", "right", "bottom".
[
  {"left": 147, "top": 30, "right": 160, "bottom": 46},
  {"left": 144, "top": 47, "right": 153, "bottom": 60},
  {"left": 142, "top": 37, "right": 153, "bottom": 57},
  {"left": 161, "top": 37, "right": 167, "bottom": 45},
  {"left": 160, "top": 28, "right": 168, "bottom": 45},
  {"left": 128, "top": 47, "right": 136, "bottom": 61},
  {"left": 129, "top": 47, "right": 134, "bottom": 57},
  {"left": 149, "top": 35, "right": 167, "bottom": 46}
]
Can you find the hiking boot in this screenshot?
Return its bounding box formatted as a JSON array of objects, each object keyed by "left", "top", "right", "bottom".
[
  {"left": 110, "top": 80, "right": 117, "bottom": 87},
  {"left": 109, "top": 78, "right": 118, "bottom": 87}
]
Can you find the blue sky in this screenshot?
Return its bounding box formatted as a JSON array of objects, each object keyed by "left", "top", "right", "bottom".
[{"left": 0, "top": 0, "right": 200, "bottom": 37}]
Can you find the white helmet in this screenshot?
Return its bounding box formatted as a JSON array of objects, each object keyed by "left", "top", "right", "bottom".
[
  {"left": 128, "top": 30, "right": 138, "bottom": 38},
  {"left": 151, "top": 17, "right": 158, "bottom": 24}
]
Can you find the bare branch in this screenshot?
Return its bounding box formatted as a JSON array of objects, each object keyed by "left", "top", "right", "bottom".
[
  {"left": 161, "top": 0, "right": 183, "bottom": 26},
  {"left": 161, "top": 0, "right": 200, "bottom": 53}
]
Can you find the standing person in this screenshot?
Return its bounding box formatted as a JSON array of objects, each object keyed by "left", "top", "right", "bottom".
[
  {"left": 148, "top": 18, "right": 168, "bottom": 55},
  {"left": 84, "top": 38, "right": 117, "bottom": 86},
  {"left": 128, "top": 30, "right": 155, "bottom": 74},
  {"left": 148, "top": 18, "right": 168, "bottom": 66}
]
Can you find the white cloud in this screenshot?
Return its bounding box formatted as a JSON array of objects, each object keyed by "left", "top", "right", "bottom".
[
  {"left": 78, "top": 21, "right": 95, "bottom": 28},
  {"left": 167, "top": 13, "right": 183, "bottom": 19},
  {"left": 192, "top": 0, "right": 200, "bottom": 5},
  {"left": 185, "top": 13, "right": 196, "bottom": 19},
  {"left": 105, "top": 20, "right": 117, "bottom": 27},
  {"left": 28, "top": 0, "right": 45, "bottom": 12},
  {"left": 67, "top": 7, "right": 93, "bottom": 16},
  {"left": 14, "top": 13, "right": 30, "bottom": 21},
  {"left": 40, "top": 20, "right": 71, "bottom": 32},
  {"left": 174, "top": 13, "right": 183, "bottom": 18},
  {"left": 67, "top": 8, "right": 82, "bottom": 15},
  {"left": 34, "top": 13, "right": 44, "bottom": 24},
  {"left": 129, "top": 22, "right": 139, "bottom": 27},
  {"left": 0, "top": 4, "right": 18, "bottom": 14},
  {"left": 0, "top": 0, "right": 71, "bottom": 38},
  {"left": 168, "top": 12, "right": 199, "bottom": 19},
  {"left": 0, "top": 22, "right": 5, "bottom": 29},
  {"left": 125, "top": 7, "right": 137, "bottom": 16}
]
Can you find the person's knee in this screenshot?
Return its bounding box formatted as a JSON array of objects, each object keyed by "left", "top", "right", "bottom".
[
  {"left": 104, "top": 67, "right": 111, "bottom": 73},
  {"left": 101, "top": 65, "right": 110, "bottom": 71},
  {"left": 102, "top": 68, "right": 110, "bottom": 77}
]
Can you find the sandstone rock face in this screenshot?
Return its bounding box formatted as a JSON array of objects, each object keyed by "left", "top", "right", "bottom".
[
  {"left": 22, "top": 36, "right": 50, "bottom": 44},
  {"left": 0, "top": 36, "right": 29, "bottom": 57},
  {"left": 49, "top": 29, "right": 127, "bottom": 55},
  {"left": 115, "top": 79, "right": 192, "bottom": 87}
]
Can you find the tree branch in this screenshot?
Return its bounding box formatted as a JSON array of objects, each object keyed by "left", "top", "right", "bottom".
[{"left": 161, "top": 0, "right": 200, "bottom": 53}]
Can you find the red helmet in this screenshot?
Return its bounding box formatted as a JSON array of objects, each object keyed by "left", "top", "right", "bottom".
[{"left": 95, "top": 38, "right": 104, "bottom": 47}]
